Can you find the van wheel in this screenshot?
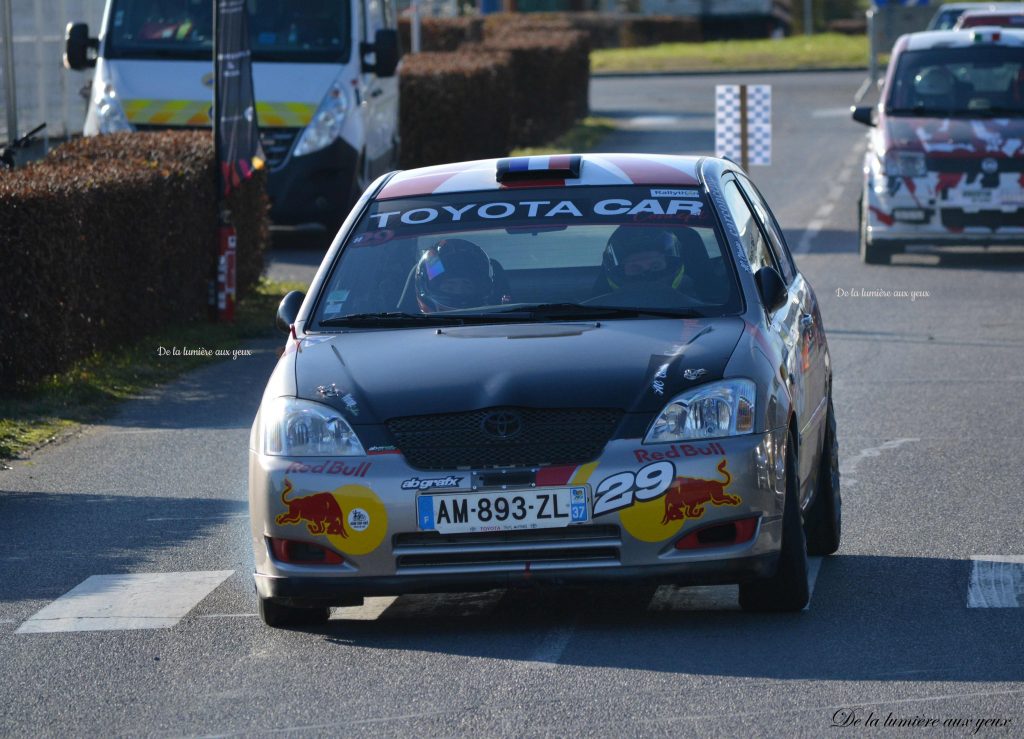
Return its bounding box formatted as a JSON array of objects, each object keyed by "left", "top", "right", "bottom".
[
  {"left": 258, "top": 596, "right": 331, "bottom": 629},
  {"left": 739, "top": 434, "right": 810, "bottom": 612},
  {"left": 805, "top": 397, "right": 841, "bottom": 555}
]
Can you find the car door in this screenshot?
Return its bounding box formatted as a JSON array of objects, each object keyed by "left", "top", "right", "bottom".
[
  {"left": 361, "top": 0, "right": 399, "bottom": 179},
  {"left": 736, "top": 173, "right": 830, "bottom": 488},
  {"left": 719, "top": 173, "right": 815, "bottom": 505}
]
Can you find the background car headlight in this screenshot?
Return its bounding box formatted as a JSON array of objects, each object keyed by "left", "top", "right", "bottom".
[
  {"left": 644, "top": 379, "right": 756, "bottom": 444},
  {"left": 882, "top": 150, "right": 927, "bottom": 178},
  {"left": 261, "top": 397, "right": 364, "bottom": 457},
  {"left": 293, "top": 83, "right": 349, "bottom": 157},
  {"left": 93, "top": 82, "right": 133, "bottom": 134}
]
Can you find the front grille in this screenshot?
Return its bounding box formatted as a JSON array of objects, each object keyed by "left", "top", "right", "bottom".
[
  {"left": 393, "top": 525, "right": 621, "bottom": 572},
  {"left": 927, "top": 156, "right": 1024, "bottom": 175},
  {"left": 386, "top": 407, "right": 622, "bottom": 470},
  {"left": 941, "top": 208, "right": 1024, "bottom": 230},
  {"left": 259, "top": 128, "right": 299, "bottom": 169}
]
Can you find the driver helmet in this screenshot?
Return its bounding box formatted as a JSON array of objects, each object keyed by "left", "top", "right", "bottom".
[
  {"left": 914, "top": 67, "right": 955, "bottom": 98},
  {"left": 416, "top": 238, "right": 495, "bottom": 313},
  {"left": 601, "top": 226, "right": 686, "bottom": 290}
]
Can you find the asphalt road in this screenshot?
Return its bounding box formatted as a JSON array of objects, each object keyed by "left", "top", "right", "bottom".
[{"left": 3, "top": 70, "right": 1024, "bottom": 737}]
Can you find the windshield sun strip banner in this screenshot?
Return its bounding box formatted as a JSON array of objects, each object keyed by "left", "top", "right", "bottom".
[{"left": 349, "top": 190, "right": 714, "bottom": 246}]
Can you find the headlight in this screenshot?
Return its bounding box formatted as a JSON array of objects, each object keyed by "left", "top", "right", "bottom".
[
  {"left": 94, "top": 82, "right": 133, "bottom": 134},
  {"left": 882, "top": 150, "right": 926, "bottom": 178},
  {"left": 260, "top": 397, "right": 365, "bottom": 457},
  {"left": 644, "top": 379, "right": 756, "bottom": 444},
  {"left": 293, "top": 83, "right": 349, "bottom": 157}
]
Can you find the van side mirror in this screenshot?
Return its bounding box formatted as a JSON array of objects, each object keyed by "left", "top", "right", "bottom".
[
  {"left": 64, "top": 22, "right": 98, "bottom": 70},
  {"left": 754, "top": 266, "right": 787, "bottom": 313},
  {"left": 851, "top": 105, "right": 876, "bottom": 127},
  {"left": 361, "top": 29, "right": 400, "bottom": 78},
  {"left": 276, "top": 291, "right": 305, "bottom": 333}
]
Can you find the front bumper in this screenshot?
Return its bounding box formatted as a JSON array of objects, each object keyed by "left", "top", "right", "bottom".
[
  {"left": 266, "top": 137, "right": 359, "bottom": 230},
  {"left": 865, "top": 169, "right": 1024, "bottom": 248},
  {"left": 248, "top": 431, "right": 788, "bottom": 607}
]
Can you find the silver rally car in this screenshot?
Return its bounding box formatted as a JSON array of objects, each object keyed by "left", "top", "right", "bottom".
[{"left": 249, "top": 153, "right": 840, "bottom": 627}]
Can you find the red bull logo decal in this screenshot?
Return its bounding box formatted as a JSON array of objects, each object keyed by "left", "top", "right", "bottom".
[
  {"left": 274, "top": 477, "right": 387, "bottom": 556},
  {"left": 633, "top": 442, "right": 726, "bottom": 463},
  {"left": 284, "top": 460, "right": 371, "bottom": 477},
  {"left": 604, "top": 458, "right": 742, "bottom": 543},
  {"left": 660, "top": 459, "right": 739, "bottom": 524}
]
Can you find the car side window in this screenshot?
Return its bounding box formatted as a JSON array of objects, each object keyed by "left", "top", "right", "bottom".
[
  {"left": 735, "top": 175, "right": 797, "bottom": 284},
  {"left": 721, "top": 177, "right": 779, "bottom": 277}
]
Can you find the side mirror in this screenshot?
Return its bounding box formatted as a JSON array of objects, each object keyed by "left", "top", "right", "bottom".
[
  {"left": 276, "top": 291, "right": 305, "bottom": 333},
  {"left": 754, "top": 266, "right": 787, "bottom": 313},
  {"left": 361, "top": 29, "right": 400, "bottom": 78},
  {"left": 64, "top": 22, "right": 98, "bottom": 70},
  {"left": 851, "top": 105, "right": 876, "bottom": 127}
]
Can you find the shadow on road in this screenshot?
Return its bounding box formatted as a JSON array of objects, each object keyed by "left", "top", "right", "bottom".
[
  {"left": 315, "top": 554, "right": 1024, "bottom": 682},
  {"left": 0, "top": 491, "right": 248, "bottom": 604}
]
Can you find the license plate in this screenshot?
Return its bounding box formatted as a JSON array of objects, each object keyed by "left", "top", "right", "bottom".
[
  {"left": 961, "top": 189, "right": 994, "bottom": 205},
  {"left": 417, "top": 486, "right": 589, "bottom": 534}
]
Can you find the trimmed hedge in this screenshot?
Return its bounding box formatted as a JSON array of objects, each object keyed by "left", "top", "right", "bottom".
[
  {"left": 398, "top": 16, "right": 484, "bottom": 53},
  {"left": 399, "top": 51, "right": 514, "bottom": 168},
  {"left": 482, "top": 12, "right": 701, "bottom": 49},
  {"left": 477, "top": 30, "right": 590, "bottom": 146},
  {"left": 0, "top": 130, "right": 268, "bottom": 386}
]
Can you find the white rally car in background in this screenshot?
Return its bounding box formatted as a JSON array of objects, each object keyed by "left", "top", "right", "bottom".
[{"left": 852, "top": 27, "right": 1024, "bottom": 263}]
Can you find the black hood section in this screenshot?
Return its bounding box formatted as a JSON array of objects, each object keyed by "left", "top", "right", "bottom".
[{"left": 296, "top": 318, "right": 745, "bottom": 424}]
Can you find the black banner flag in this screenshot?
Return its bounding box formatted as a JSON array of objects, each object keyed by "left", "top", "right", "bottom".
[{"left": 214, "top": 0, "right": 264, "bottom": 196}]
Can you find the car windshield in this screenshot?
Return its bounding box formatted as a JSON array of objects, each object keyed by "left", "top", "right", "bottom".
[
  {"left": 105, "top": 0, "right": 350, "bottom": 63},
  {"left": 931, "top": 9, "right": 966, "bottom": 30},
  {"left": 314, "top": 186, "right": 743, "bottom": 327},
  {"left": 887, "top": 45, "right": 1024, "bottom": 116}
]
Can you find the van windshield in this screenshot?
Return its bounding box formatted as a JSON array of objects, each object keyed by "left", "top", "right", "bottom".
[{"left": 105, "top": 0, "right": 350, "bottom": 63}]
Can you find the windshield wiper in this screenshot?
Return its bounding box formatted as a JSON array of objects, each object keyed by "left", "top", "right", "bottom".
[
  {"left": 494, "top": 303, "right": 705, "bottom": 320},
  {"left": 320, "top": 311, "right": 468, "bottom": 327}
]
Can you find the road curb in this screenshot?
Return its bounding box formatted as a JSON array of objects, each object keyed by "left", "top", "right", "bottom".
[{"left": 592, "top": 66, "right": 868, "bottom": 79}]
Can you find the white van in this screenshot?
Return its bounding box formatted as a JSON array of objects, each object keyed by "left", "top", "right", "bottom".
[{"left": 65, "top": 0, "right": 400, "bottom": 230}]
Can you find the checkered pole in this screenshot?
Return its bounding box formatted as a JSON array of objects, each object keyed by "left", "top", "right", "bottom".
[{"left": 716, "top": 84, "right": 772, "bottom": 168}]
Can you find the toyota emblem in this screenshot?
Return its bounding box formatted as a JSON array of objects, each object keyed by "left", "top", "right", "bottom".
[
  {"left": 981, "top": 157, "right": 999, "bottom": 175},
  {"left": 481, "top": 411, "right": 523, "bottom": 440}
]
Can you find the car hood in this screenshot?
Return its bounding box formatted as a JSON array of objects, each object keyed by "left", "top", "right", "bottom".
[
  {"left": 294, "top": 318, "right": 745, "bottom": 424},
  {"left": 884, "top": 115, "right": 1024, "bottom": 157}
]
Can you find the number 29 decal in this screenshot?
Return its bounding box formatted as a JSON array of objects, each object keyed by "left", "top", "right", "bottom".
[{"left": 593, "top": 461, "right": 675, "bottom": 516}]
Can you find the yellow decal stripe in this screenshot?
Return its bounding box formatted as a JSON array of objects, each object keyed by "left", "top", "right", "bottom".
[
  {"left": 571, "top": 461, "right": 600, "bottom": 486},
  {"left": 123, "top": 99, "right": 315, "bottom": 128}
]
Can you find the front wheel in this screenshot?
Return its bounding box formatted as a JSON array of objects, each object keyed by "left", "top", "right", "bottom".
[
  {"left": 859, "top": 195, "right": 893, "bottom": 265},
  {"left": 739, "top": 434, "right": 810, "bottom": 612},
  {"left": 258, "top": 596, "right": 331, "bottom": 629},
  {"left": 805, "top": 397, "right": 841, "bottom": 555}
]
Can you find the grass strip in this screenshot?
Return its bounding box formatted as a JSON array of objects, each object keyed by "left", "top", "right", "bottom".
[
  {"left": 591, "top": 33, "right": 869, "bottom": 74},
  {"left": 0, "top": 279, "right": 304, "bottom": 464},
  {"left": 510, "top": 116, "right": 616, "bottom": 156}
]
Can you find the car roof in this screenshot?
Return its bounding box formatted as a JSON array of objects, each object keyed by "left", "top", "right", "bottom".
[
  {"left": 900, "top": 27, "right": 1024, "bottom": 51},
  {"left": 376, "top": 153, "right": 704, "bottom": 200}
]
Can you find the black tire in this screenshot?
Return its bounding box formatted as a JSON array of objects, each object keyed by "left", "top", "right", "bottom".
[
  {"left": 739, "top": 435, "right": 810, "bottom": 612},
  {"left": 859, "top": 195, "right": 893, "bottom": 265},
  {"left": 258, "top": 596, "right": 331, "bottom": 629},
  {"left": 805, "top": 397, "right": 842, "bottom": 555}
]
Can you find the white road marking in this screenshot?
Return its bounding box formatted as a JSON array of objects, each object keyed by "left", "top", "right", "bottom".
[
  {"left": 649, "top": 585, "right": 739, "bottom": 611},
  {"left": 200, "top": 613, "right": 257, "bottom": 619},
  {"left": 795, "top": 146, "right": 862, "bottom": 254},
  {"left": 622, "top": 115, "right": 689, "bottom": 129},
  {"left": 811, "top": 107, "right": 854, "bottom": 118},
  {"left": 335, "top": 596, "right": 399, "bottom": 621},
  {"left": 802, "top": 556, "right": 823, "bottom": 611},
  {"left": 16, "top": 571, "right": 234, "bottom": 634},
  {"left": 145, "top": 513, "right": 248, "bottom": 522},
  {"left": 520, "top": 621, "right": 577, "bottom": 670},
  {"left": 967, "top": 555, "right": 1024, "bottom": 608},
  {"left": 840, "top": 438, "right": 919, "bottom": 488}
]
